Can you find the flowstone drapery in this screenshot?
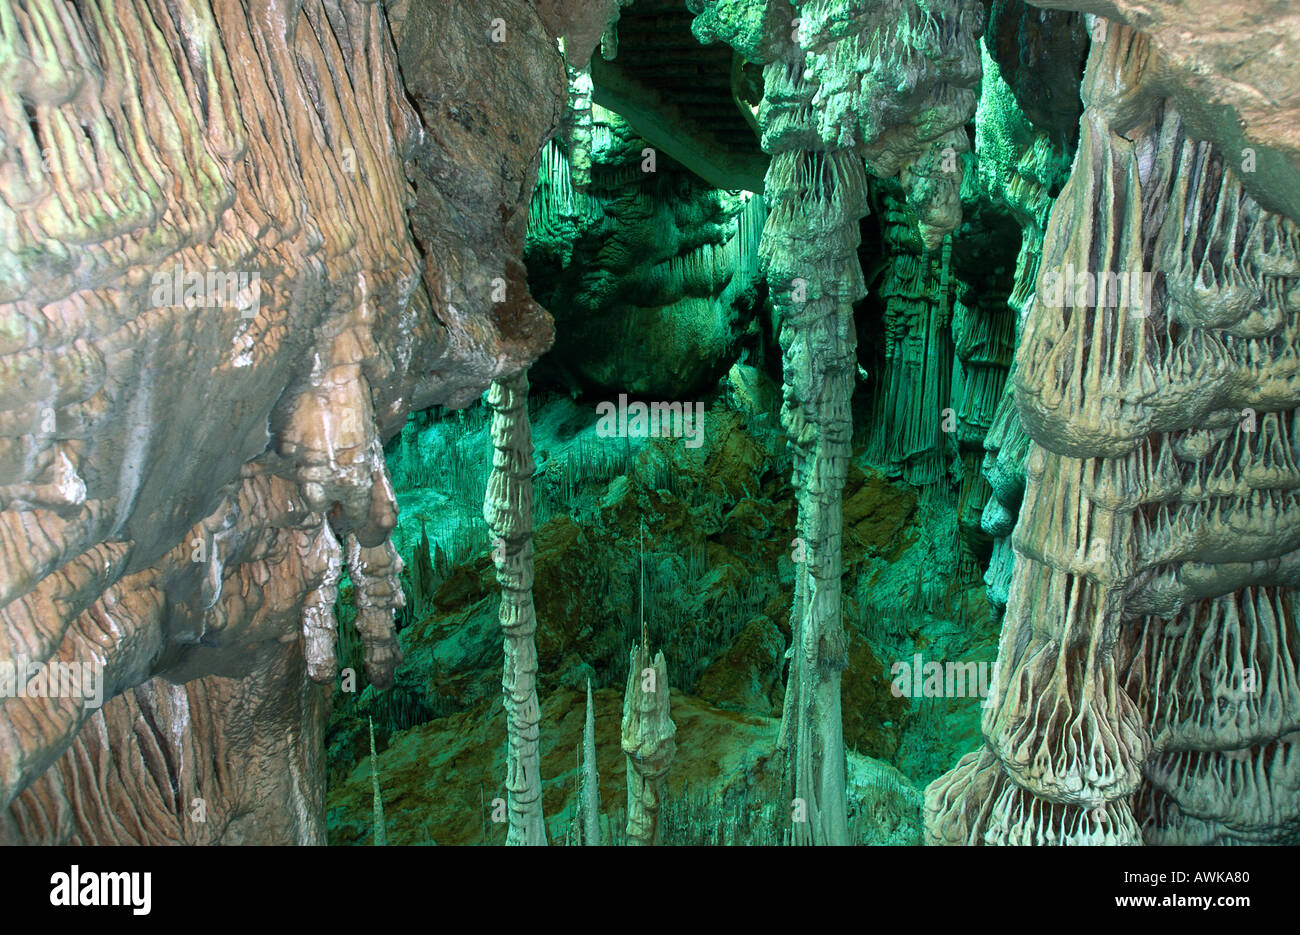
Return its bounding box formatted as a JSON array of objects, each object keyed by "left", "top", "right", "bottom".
[
  {"left": 0, "top": 0, "right": 419, "bottom": 840},
  {"left": 927, "top": 18, "right": 1300, "bottom": 846},
  {"left": 484, "top": 370, "right": 546, "bottom": 846},
  {"left": 865, "top": 201, "right": 958, "bottom": 489},
  {"left": 971, "top": 41, "right": 1074, "bottom": 614}
]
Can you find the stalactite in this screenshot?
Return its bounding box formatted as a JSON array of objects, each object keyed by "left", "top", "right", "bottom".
[
  {"left": 527, "top": 140, "right": 603, "bottom": 261},
  {"left": 300, "top": 518, "right": 344, "bottom": 684},
  {"left": 346, "top": 535, "right": 405, "bottom": 688},
  {"left": 484, "top": 369, "right": 546, "bottom": 846},
  {"left": 1124, "top": 585, "right": 1300, "bottom": 844},
  {"left": 566, "top": 63, "right": 594, "bottom": 193},
  {"left": 951, "top": 289, "right": 1015, "bottom": 443},
  {"left": 600, "top": 0, "right": 634, "bottom": 61}
]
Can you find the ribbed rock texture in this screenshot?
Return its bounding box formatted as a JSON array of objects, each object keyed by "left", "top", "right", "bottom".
[
  {"left": 927, "top": 15, "right": 1300, "bottom": 846},
  {"left": 484, "top": 370, "right": 546, "bottom": 845},
  {"left": 1, "top": 0, "right": 568, "bottom": 843},
  {"left": 970, "top": 29, "right": 1077, "bottom": 614},
  {"left": 621, "top": 629, "right": 676, "bottom": 846},
  {"left": 1029, "top": 0, "right": 1300, "bottom": 223}
]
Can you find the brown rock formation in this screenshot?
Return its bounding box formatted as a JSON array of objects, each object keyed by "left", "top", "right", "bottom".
[{"left": 1, "top": 0, "right": 569, "bottom": 843}]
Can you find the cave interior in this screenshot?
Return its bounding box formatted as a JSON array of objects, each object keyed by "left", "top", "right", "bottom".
[{"left": 2, "top": 0, "right": 1300, "bottom": 848}]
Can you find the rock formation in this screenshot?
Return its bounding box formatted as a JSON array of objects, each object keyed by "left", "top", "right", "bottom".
[
  {"left": 5, "top": 0, "right": 1300, "bottom": 849},
  {"left": 1, "top": 0, "right": 570, "bottom": 844},
  {"left": 484, "top": 370, "right": 546, "bottom": 845},
  {"left": 621, "top": 624, "right": 676, "bottom": 846},
  {"left": 688, "top": 0, "right": 983, "bottom": 845},
  {"left": 369, "top": 715, "right": 386, "bottom": 846},
  {"left": 525, "top": 108, "right": 767, "bottom": 399},
  {"left": 582, "top": 678, "right": 601, "bottom": 845},
  {"left": 757, "top": 6, "right": 863, "bottom": 848},
  {"left": 928, "top": 12, "right": 1300, "bottom": 846}
]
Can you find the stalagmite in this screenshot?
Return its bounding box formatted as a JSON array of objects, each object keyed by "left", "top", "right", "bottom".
[
  {"left": 582, "top": 679, "right": 601, "bottom": 846},
  {"left": 621, "top": 624, "right": 676, "bottom": 846},
  {"left": 484, "top": 369, "right": 546, "bottom": 846},
  {"left": 369, "top": 716, "right": 387, "bottom": 847}
]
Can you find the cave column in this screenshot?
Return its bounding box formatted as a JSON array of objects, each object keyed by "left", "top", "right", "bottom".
[
  {"left": 485, "top": 370, "right": 546, "bottom": 845},
  {"left": 760, "top": 39, "right": 868, "bottom": 841}
]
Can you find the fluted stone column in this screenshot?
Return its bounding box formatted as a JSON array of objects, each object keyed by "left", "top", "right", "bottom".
[{"left": 485, "top": 370, "right": 546, "bottom": 845}]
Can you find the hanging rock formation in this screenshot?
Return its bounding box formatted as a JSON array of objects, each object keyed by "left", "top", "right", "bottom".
[
  {"left": 970, "top": 32, "right": 1077, "bottom": 614},
  {"left": 1030, "top": 0, "right": 1300, "bottom": 224},
  {"left": 0, "top": 0, "right": 577, "bottom": 844}
]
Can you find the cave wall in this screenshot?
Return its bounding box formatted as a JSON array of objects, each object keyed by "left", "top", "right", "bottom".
[{"left": 0, "top": 0, "right": 573, "bottom": 844}]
